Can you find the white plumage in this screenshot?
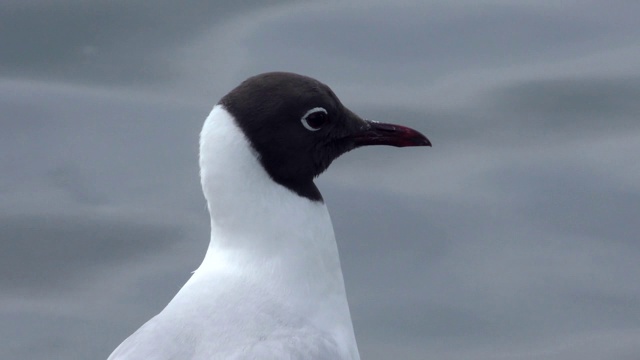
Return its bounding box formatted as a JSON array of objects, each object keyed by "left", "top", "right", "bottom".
[{"left": 108, "top": 105, "right": 360, "bottom": 360}]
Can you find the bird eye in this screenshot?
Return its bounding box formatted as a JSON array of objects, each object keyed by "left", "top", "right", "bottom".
[{"left": 301, "top": 107, "right": 329, "bottom": 131}]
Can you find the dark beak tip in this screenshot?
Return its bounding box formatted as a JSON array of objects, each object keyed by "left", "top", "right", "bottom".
[
  {"left": 419, "top": 138, "right": 432, "bottom": 147},
  {"left": 408, "top": 131, "right": 432, "bottom": 147},
  {"left": 397, "top": 129, "right": 431, "bottom": 148},
  {"left": 403, "top": 136, "right": 431, "bottom": 148}
]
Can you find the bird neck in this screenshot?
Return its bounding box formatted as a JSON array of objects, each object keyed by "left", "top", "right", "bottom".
[
  {"left": 198, "top": 105, "right": 345, "bottom": 291},
  {"left": 185, "top": 105, "right": 359, "bottom": 359}
]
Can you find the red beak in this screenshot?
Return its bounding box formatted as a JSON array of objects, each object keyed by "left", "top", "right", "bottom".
[{"left": 350, "top": 120, "right": 431, "bottom": 148}]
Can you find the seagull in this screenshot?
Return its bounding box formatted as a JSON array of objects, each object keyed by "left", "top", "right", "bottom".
[{"left": 108, "top": 72, "right": 430, "bottom": 360}]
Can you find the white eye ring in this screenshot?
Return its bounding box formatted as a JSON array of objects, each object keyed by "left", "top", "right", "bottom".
[{"left": 301, "top": 107, "right": 328, "bottom": 131}]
